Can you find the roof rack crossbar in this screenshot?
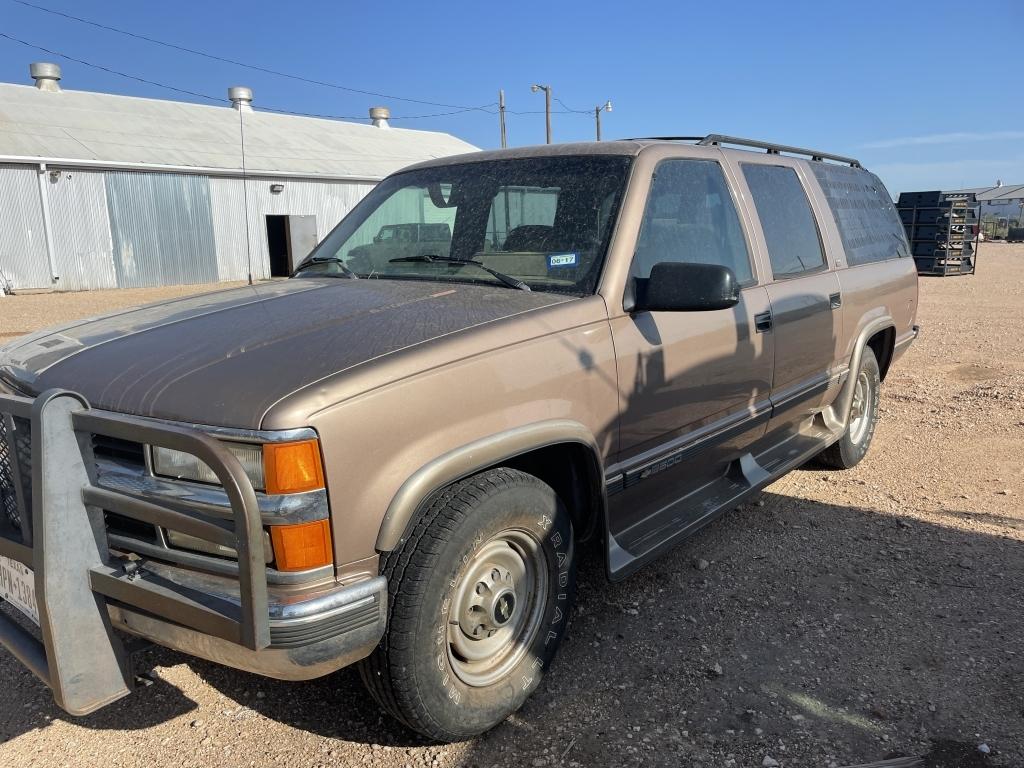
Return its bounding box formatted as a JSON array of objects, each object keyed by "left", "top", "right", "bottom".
[{"left": 697, "top": 134, "right": 861, "bottom": 168}]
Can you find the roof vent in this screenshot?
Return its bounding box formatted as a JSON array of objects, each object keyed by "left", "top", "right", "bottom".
[
  {"left": 228, "top": 86, "right": 253, "bottom": 112},
  {"left": 30, "top": 62, "right": 62, "bottom": 92},
  {"left": 369, "top": 106, "right": 391, "bottom": 129}
]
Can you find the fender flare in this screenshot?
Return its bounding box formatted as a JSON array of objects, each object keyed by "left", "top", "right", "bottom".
[
  {"left": 823, "top": 316, "right": 895, "bottom": 433},
  {"left": 375, "top": 419, "right": 604, "bottom": 552}
]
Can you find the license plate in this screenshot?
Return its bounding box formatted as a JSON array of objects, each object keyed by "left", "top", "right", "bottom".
[{"left": 0, "top": 555, "right": 39, "bottom": 626}]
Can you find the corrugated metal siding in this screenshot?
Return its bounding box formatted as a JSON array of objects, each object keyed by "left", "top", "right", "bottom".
[
  {"left": 0, "top": 164, "right": 51, "bottom": 289},
  {"left": 47, "top": 169, "right": 116, "bottom": 291},
  {"left": 210, "top": 176, "right": 375, "bottom": 279},
  {"left": 105, "top": 171, "right": 218, "bottom": 287},
  {"left": 2, "top": 165, "right": 380, "bottom": 292},
  {"left": 208, "top": 176, "right": 255, "bottom": 281}
]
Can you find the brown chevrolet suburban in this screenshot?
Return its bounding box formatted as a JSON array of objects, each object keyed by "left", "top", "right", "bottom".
[{"left": 0, "top": 135, "right": 918, "bottom": 741}]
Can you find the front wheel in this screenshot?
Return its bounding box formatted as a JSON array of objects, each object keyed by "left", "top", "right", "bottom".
[
  {"left": 816, "top": 346, "right": 881, "bottom": 469},
  {"left": 359, "top": 468, "right": 577, "bottom": 742}
]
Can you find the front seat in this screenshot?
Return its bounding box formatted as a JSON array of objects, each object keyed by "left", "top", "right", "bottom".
[{"left": 502, "top": 225, "right": 554, "bottom": 252}]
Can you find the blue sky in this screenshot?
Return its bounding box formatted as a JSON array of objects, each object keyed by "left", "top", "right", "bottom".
[{"left": 2, "top": 0, "right": 1022, "bottom": 195}]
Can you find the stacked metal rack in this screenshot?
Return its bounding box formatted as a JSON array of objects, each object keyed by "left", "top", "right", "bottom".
[{"left": 896, "top": 190, "right": 980, "bottom": 276}]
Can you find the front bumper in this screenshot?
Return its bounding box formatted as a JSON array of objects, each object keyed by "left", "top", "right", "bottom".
[
  {"left": 108, "top": 574, "right": 386, "bottom": 681},
  {"left": 0, "top": 387, "right": 385, "bottom": 715}
]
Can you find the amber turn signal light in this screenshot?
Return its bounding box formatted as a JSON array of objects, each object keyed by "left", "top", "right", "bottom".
[
  {"left": 270, "top": 519, "right": 333, "bottom": 571},
  {"left": 262, "top": 439, "right": 325, "bottom": 495}
]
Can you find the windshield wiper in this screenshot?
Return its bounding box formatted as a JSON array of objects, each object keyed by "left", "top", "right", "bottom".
[
  {"left": 293, "top": 255, "right": 359, "bottom": 279},
  {"left": 389, "top": 255, "right": 531, "bottom": 291}
]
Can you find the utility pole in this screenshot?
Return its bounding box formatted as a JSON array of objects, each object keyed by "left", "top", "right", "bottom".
[
  {"left": 499, "top": 89, "right": 507, "bottom": 148},
  {"left": 594, "top": 100, "right": 613, "bottom": 141},
  {"left": 531, "top": 84, "right": 552, "bottom": 144},
  {"left": 545, "top": 87, "right": 551, "bottom": 145}
]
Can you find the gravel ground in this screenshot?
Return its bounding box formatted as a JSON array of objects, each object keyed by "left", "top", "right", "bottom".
[
  {"left": 1, "top": 246, "right": 1022, "bottom": 768},
  {"left": 0, "top": 282, "right": 246, "bottom": 345}
]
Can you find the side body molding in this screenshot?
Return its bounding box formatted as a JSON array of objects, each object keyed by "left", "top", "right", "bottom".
[{"left": 375, "top": 420, "right": 605, "bottom": 552}]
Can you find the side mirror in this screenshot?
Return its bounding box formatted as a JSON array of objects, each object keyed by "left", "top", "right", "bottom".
[{"left": 633, "top": 262, "right": 740, "bottom": 312}]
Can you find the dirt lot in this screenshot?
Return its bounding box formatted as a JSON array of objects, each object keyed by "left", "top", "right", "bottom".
[
  {"left": 1, "top": 246, "right": 1022, "bottom": 768},
  {"left": 0, "top": 282, "right": 245, "bottom": 346}
]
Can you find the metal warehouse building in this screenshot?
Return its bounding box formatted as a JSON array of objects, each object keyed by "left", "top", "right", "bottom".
[
  {"left": 0, "top": 63, "right": 476, "bottom": 292},
  {"left": 945, "top": 182, "right": 1024, "bottom": 222}
]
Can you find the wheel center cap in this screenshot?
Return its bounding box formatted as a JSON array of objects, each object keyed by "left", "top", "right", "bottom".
[{"left": 490, "top": 589, "right": 516, "bottom": 626}]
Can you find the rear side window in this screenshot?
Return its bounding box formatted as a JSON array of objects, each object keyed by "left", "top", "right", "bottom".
[
  {"left": 633, "top": 159, "right": 753, "bottom": 283},
  {"left": 742, "top": 164, "right": 826, "bottom": 278},
  {"left": 810, "top": 164, "right": 908, "bottom": 265}
]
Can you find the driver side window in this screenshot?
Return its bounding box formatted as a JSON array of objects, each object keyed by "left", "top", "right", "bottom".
[{"left": 632, "top": 160, "right": 753, "bottom": 283}]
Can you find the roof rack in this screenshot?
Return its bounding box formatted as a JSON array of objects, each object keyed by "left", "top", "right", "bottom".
[
  {"left": 699, "top": 134, "right": 861, "bottom": 168},
  {"left": 625, "top": 134, "right": 861, "bottom": 168},
  {"left": 626, "top": 136, "right": 707, "bottom": 142}
]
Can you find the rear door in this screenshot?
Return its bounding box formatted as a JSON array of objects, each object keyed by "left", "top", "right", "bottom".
[{"left": 733, "top": 160, "right": 844, "bottom": 431}]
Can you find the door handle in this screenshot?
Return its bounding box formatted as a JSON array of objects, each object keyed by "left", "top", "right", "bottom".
[
  {"left": 754, "top": 311, "right": 772, "bottom": 333},
  {"left": 829, "top": 292, "right": 842, "bottom": 310}
]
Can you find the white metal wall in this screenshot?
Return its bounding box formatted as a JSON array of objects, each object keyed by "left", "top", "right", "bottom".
[
  {"left": 106, "top": 172, "right": 220, "bottom": 288},
  {"left": 2, "top": 165, "right": 380, "bottom": 292},
  {"left": 209, "top": 176, "right": 376, "bottom": 280},
  {"left": 47, "top": 169, "right": 116, "bottom": 291},
  {"left": 0, "top": 164, "right": 51, "bottom": 290},
  {"left": 208, "top": 176, "right": 257, "bottom": 281}
]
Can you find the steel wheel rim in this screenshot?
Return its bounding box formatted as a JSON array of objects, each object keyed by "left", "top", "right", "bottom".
[
  {"left": 848, "top": 370, "right": 872, "bottom": 444},
  {"left": 446, "top": 528, "right": 548, "bottom": 688}
]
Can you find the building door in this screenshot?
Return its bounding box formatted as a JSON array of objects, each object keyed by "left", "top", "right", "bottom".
[
  {"left": 266, "top": 215, "right": 290, "bottom": 277},
  {"left": 287, "top": 215, "right": 318, "bottom": 264},
  {"left": 266, "top": 215, "right": 318, "bottom": 277}
]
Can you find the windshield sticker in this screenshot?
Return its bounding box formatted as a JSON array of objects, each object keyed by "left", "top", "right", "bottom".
[{"left": 547, "top": 253, "right": 578, "bottom": 269}]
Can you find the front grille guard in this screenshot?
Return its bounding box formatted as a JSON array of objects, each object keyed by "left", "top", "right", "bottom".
[{"left": 0, "top": 389, "right": 270, "bottom": 715}]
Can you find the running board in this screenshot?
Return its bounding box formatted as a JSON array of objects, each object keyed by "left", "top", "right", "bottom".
[{"left": 608, "top": 423, "right": 838, "bottom": 580}]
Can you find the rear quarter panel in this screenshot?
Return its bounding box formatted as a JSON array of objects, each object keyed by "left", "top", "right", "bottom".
[{"left": 837, "top": 258, "right": 919, "bottom": 361}]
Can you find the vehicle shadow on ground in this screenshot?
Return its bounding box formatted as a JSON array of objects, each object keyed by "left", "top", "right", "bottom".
[
  {"left": 0, "top": 612, "right": 199, "bottom": 738},
  {"left": 450, "top": 489, "right": 1019, "bottom": 767},
  {"left": 0, "top": 489, "right": 1018, "bottom": 766}
]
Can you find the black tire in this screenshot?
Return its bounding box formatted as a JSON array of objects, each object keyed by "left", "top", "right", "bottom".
[
  {"left": 816, "top": 347, "right": 881, "bottom": 469},
  {"left": 359, "top": 467, "right": 577, "bottom": 742}
]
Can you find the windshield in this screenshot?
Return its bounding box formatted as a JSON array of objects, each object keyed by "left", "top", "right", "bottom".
[{"left": 293, "top": 155, "right": 633, "bottom": 294}]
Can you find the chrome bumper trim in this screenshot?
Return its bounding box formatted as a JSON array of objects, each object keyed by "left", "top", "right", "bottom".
[
  {"left": 96, "top": 457, "right": 328, "bottom": 526},
  {"left": 108, "top": 575, "right": 388, "bottom": 679}
]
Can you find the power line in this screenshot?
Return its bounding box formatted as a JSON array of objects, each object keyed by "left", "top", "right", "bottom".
[
  {"left": 505, "top": 108, "right": 592, "bottom": 117},
  {"left": 0, "top": 32, "right": 497, "bottom": 120},
  {"left": 0, "top": 31, "right": 223, "bottom": 103},
  {"left": 261, "top": 103, "right": 497, "bottom": 121},
  {"left": 553, "top": 96, "right": 591, "bottom": 114},
  {"left": 10, "top": 0, "right": 496, "bottom": 113}
]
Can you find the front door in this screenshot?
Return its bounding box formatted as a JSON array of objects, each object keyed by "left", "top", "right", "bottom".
[{"left": 607, "top": 158, "right": 774, "bottom": 568}]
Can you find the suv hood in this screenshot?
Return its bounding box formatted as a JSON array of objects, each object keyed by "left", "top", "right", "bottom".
[{"left": 0, "top": 279, "right": 570, "bottom": 428}]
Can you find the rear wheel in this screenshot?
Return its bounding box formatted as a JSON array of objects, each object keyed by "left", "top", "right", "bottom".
[
  {"left": 816, "top": 347, "right": 881, "bottom": 469},
  {"left": 359, "top": 467, "right": 576, "bottom": 742}
]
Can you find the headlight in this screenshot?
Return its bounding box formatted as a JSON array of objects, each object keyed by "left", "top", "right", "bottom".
[
  {"left": 152, "top": 442, "right": 265, "bottom": 490},
  {"left": 151, "top": 438, "right": 324, "bottom": 496}
]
